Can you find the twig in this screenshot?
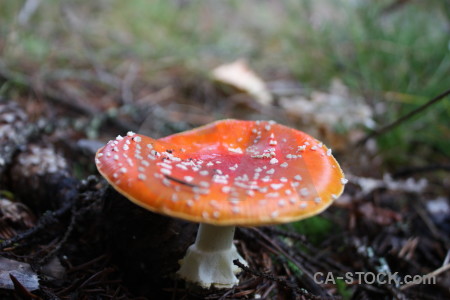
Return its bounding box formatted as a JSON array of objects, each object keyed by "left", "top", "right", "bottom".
[
  {"left": 261, "top": 226, "right": 307, "bottom": 243},
  {"left": 261, "top": 282, "right": 277, "bottom": 299},
  {"left": 67, "top": 254, "right": 109, "bottom": 273},
  {"left": 9, "top": 274, "right": 41, "bottom": 299},
  {"left": 217, "top": 288, "right": 236, "bottom": 300},
  {"left": 357, "top": 88, "right": 450, "bottom": 146},
  {"left": 0, "top": 175, "right": 101, "bottom": 251},
  {"left": 233, "top": 259, "right": 325, "bottom": 300},
  {"left": 263, "top": 226, "right": 351, "bottom": 274},
  {"left": 37, "top": 205, "right": 78, "bottom": 264},
  {"left": 0, "top": 199, "right": 74, "bottom": 250},
  {"left": 36, "top": 179, "right": 104, "bottom": 264},
  {"left": 414, "top": 204, "right": 440, "bottom": 241},
  {"left": 400, "top": 263, "right": 450, "bottom": 291},
  {"left": 244, "top": 227, "right": 334, "bottom": 298}
]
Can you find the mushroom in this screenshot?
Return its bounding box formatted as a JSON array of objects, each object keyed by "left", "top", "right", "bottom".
[{"left": 95, "top": 119, "right": 345, "bottom": 289}]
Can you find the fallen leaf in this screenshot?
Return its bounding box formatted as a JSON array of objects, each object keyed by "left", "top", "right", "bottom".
[
  {"left": 212, "top": 60, "right": 273, "bottom": 106},
  {"left": 0, "top": 256, "right": 40, "bottom": 291}
]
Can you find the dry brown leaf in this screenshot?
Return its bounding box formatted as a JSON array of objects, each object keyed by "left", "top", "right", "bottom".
[{"left": 212, "top": 60, "right": 273, "bottom": 106}]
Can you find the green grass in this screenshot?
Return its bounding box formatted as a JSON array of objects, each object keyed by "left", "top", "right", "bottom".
[
  {"left": 289, "top": 215, "right": 336, "bottom": 245},
  {"left": 276, "top": 0, "right": 450, "bottom": 165},
  {"left": 1, "top": 0, "right": 448, "bottom": 166},
  {"left": 336, "top": 278, "right": 353, "bottom": 300}
]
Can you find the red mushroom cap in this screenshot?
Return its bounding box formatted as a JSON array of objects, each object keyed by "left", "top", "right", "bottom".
[{"left": 95, "top": 120, "right": 345, "bottom": 226}]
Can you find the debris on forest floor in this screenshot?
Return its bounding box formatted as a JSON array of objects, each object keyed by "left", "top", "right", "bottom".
[
  {"left": 212, "top": 60, "right": 273, "bottom": 107},
  {"left": 0, "top": 71, "right": 449, "bottom": 299},
  {"left": 343, "top": 173, "right": 428, "bottom": 199},
  {"left": 0, "top": 257, "right": 39, "bottom": 291},
  {"left": 279, "top": 79, "right": 375, "bottom": 131}
]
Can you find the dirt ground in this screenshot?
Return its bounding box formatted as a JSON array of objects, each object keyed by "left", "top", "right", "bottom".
[{"left": 0, "top": 70, "right": 449, "bottom": 300}]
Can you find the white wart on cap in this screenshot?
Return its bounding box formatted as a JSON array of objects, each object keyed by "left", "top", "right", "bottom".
[{"left": 95, "top": 119, "right": 345, "bottom": 226}]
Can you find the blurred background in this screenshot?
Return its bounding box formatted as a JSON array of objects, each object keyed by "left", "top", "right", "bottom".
[{"left": 1, "top": 0, "right": 449, "bottom": 168}]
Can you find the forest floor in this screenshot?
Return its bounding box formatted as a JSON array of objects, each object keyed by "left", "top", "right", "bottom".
[{"left": 1, "top": 1, "right": 450, "bottom": 299}]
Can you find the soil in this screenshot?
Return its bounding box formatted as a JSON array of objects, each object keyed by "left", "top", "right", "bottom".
[{"left": 0, "top": 77, "right": 449, "bottom": 300}]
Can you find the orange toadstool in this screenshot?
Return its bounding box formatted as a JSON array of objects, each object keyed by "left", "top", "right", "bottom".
[{"left": 95, "top": 119, "right": 345, "bottom": 289}]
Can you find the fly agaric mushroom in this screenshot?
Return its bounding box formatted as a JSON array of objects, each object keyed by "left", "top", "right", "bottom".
[{"left": 95, "top": 119, "right": 345, "bottom": 289}]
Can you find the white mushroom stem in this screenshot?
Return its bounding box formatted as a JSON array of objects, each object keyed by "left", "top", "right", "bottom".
[{"left": 177, "top": 223, "right": 248, "bottom": 289}]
